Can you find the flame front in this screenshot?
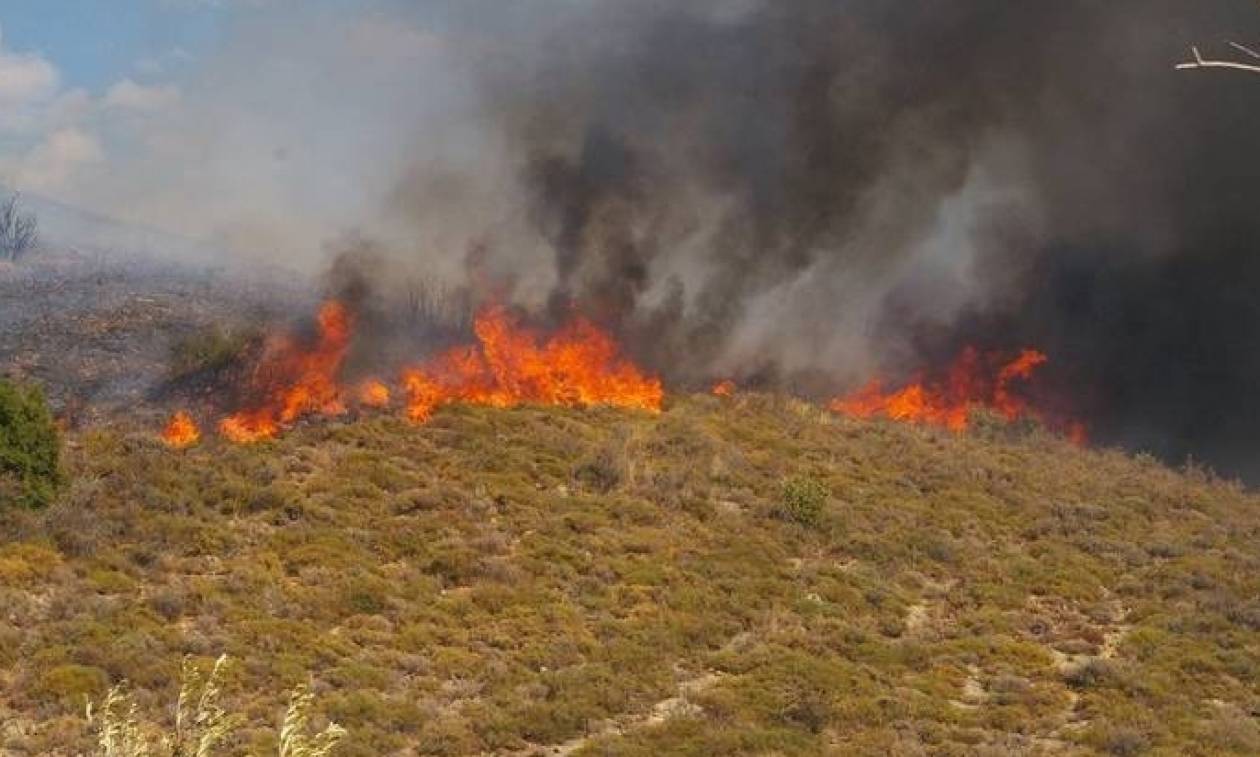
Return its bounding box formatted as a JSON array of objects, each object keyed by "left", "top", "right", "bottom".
[
  {"left": 401, "top": 305, "right": 663, "bottom": 422},
  {"left": 155, "top": 299, "right": 1083, "bottom": 446},
  {"left": 830, "top": 347, "right": 1083, "bottom": 441},
  {"left": 219, "top": 301, "right": 353, "bottom": 443},
  {"left": 357, "top": 379, "right": 391, "bottom": 408},
  {"left": 161, "top": 411, "right": 201, "bottom": 448}
]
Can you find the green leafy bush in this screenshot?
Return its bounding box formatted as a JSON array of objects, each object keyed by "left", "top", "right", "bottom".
[
  {"left": 0, "top": 378, "right": 61, "bottom": 508},
  {"left": 780, "top": 475, "right": 828, "bottom": 526}
]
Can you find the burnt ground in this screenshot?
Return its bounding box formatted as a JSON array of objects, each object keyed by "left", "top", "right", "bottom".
[{"left": 0, "top": 250, "right": 313, "bottom": 428}]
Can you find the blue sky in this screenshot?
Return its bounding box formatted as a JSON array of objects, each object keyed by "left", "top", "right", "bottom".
[
  {"left": 0, "top": 0, "right": 508, "bottom": 263},
  {"left": 0, "top": 1, "right": 229, "bottom": 93},
  {"left": 1, "top": 0, "right": 587, "bottom": 93}
]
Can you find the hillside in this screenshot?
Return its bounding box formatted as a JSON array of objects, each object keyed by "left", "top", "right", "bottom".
[
  {"left": 1, "top": 396, "right": 1258, "bottom": 755},
  {"left": 0, "top": 253, "right": 310, "bottom": 428}
]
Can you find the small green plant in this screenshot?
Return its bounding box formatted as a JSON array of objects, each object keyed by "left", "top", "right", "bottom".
[
  {"left": 780, "top": 475, "right": 828, "bottom": 526},
  {"left": 0, "top": 378, "right": 61, "bottom": 508}
]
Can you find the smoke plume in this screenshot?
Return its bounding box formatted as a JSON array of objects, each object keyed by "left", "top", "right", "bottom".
[
  {"left": 18, "top": 1, "right": 1259, "bottom": 477},
  {"left": 379, "top": 0, "right": 1260, "bottom": 478}
]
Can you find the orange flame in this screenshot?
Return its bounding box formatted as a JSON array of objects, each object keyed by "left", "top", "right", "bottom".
[
  {"left": 161, "top": 411, "right": 201, "bottom": 448},
  {"left": 401, "top": 305, "right": 663, "bottom": 422},
  {"left": 357, "top": 379, "right": 391, "bottom": 408},
  {"left": 219, "top": 301, "right": 353, "bottom": 443},
  {"left": 830, "top": 347, "right": 1082, "bottom": 440},
  {"left": 711, "top": 380, "right": 736, "bottom": 397}
]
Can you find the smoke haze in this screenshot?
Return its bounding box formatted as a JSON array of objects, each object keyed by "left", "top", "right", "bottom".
[
  {"left": 444, "top": 0, "right": 1260, "bottom": 479},
  {"left": 8, "top": 0, "right": 1260, "bottom": 477}
]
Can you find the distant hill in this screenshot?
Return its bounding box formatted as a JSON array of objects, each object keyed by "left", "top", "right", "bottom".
[
  {"left": 1, "top": 186, "right": 222, "bottom": 264},
  {"left": 1, "top": 397, "right": 1257, "bottom": 755}
]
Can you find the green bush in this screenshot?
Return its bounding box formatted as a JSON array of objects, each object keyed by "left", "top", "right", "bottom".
[
  {"left": 780, "top": 475, "right": 828, "bottom": 526},
  {"left": 0, "top": 379, "right": 61, "bottom": 508},
  {"left": 169, "top": 325, "right": 257, "bottom": 379},
  {"left": 34, "top": 663, "right": 108, "bottom": 706}
]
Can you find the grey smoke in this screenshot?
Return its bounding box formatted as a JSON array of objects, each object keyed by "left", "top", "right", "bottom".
[
  {"left": 25, "top": 0, "right": 1253, "bottom": 476},
  {"left": 383, "top": 0, "right": 1260, "bottom": 477}
]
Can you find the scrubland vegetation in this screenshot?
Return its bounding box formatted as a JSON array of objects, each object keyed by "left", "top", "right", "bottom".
[
  {"left": 0, "top": 393, "right": 1258, "bottom": 754},
  {"left": 167, "top": 326, "right": 261, "bottom": 382},
  {"left": 87, "top": 654, "right": 344, "bottom": 757}
]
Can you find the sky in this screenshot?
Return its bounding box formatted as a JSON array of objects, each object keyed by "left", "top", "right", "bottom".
[
  {"left": 0, "top": 1, "right": 223, "bottom": 92},
  {"left": 0, "top": 0, "right": 699, "bottom": 268},
  {"left": 0, "top": 0, "right": 497, "bottom": 266}
]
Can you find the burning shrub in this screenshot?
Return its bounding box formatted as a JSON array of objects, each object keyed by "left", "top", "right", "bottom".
[
  {"left": 780, "top": 475, "right": 828, "bottom": 526},
  {"left": 161, "top": 411, "right": 201, "bottom": 449},
  {"left": 829, "top": 346, "right": 1086, "bottom": 443},
  {"left": 220, "top": 301, "right": 353, "bottom": 443},
  {"left": 0, "top": 378, "right": 61, "bottom": 508},
  {"left": 400, "top": 305, "right": 663, "bottom": 423},
  {"left": 154, "top": 298, "right": 667, "bottom": 445}
]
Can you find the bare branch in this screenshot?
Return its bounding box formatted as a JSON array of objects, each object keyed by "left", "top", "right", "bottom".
[
  {"left": 1176, "top": 44, "right": 1260, "bottom": 75},
  {"left": 1229, "top": 40, "right": 1260, "bottom": 60},
  {"left": 0, "top": 193, "right": 39, "bottom": 262}
]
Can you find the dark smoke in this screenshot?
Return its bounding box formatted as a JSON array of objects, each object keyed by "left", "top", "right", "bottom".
[{"left": 389, "top": 0, "right": 1260, "bottom": 479}]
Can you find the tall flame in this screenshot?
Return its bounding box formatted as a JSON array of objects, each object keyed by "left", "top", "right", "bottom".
[
  {"left": 401, "top": 305, "right": 663, "bottom": 422},
  {"left": 830, "top": 347, "right": 1084, "bottom": 441},
  {"left": 161, "top": 411, "right": 201, "bottom": 448},
  {"left": 219, "top": 301, "right": 353, "bottom": 443}
]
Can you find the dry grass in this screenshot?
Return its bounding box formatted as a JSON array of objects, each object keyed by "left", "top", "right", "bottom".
[
  {"left": 86, "top": 655, "right": 342, "bottom": 757},
  {"left": 0, "top": 394, "right": 1257, "bottom": 754}
]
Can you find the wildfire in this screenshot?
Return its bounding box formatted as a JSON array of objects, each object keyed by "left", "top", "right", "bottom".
[
  {"left": 401, "top": 305, "right": 663, "bottom": 422},
  {"left": 161, "top": 411, "right": 201, "bottom": 448},
  {"left": 159, "top": 300, "right": 663, "bottom": 445},
  {"left": 358, "top": 379, "right": 392, "bottom": 408},
  {"left": 219, "top": 300, "right": 353, "bottom": 443},
  {"left": 830, "top": 347, "right": 1084, "bottom": 441},
  {"left": 158, "top": 296, "right": 1087, "bottom": 449}
]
